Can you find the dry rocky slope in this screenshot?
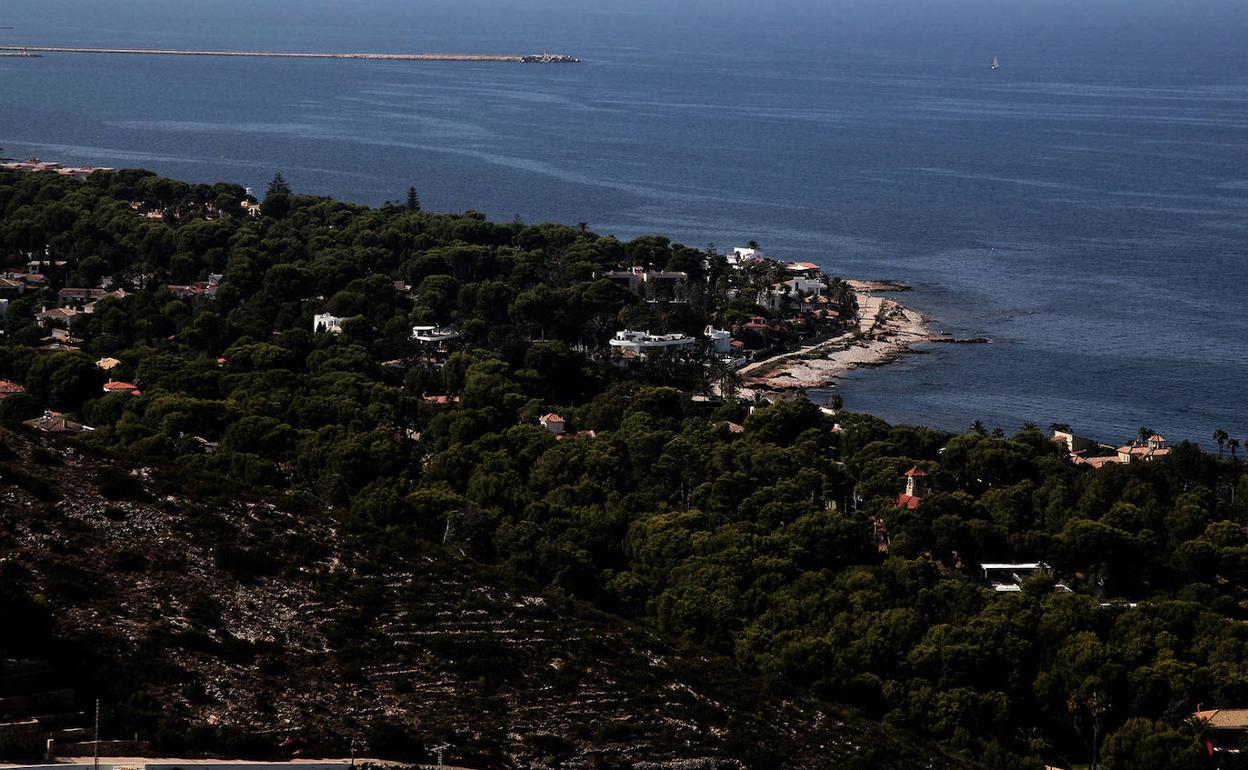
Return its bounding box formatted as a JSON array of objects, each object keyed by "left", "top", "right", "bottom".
[{"left": 0, "top": 427, "right": 970, "bottom": 770}]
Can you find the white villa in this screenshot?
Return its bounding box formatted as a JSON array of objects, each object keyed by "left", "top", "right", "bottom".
[
  {"left": 726, "top": 246, "right": 765, "bottom": 268},
  {"left": 412, "top": 325, "right": 460, "bottom": 348},
  {"left": 609, "top": 329, "right": 696, "bottom": 357},
  {"left": 981, "top": 562, "right": 1049, "bottom": 592},
  {"left": 313, "top": 313, "right": 346, "bottom": 334},
  {"left": 758, "top": 276, "right": 828, "bottom": 312},
  {"left": 980, "top": 562, "right": 1070, "bottom": 594},
  {"left": 704, "top": 325, "right": 733, "bottom": 354}
]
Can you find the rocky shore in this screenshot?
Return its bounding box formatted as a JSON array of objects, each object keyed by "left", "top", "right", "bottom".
[{"left": 740, "top": 281, "right": 932, "bottom": 392}]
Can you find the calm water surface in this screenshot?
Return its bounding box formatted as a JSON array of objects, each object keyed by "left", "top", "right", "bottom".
[{"left": 2, "top": 0, "right": 1246, "bottom": 442}]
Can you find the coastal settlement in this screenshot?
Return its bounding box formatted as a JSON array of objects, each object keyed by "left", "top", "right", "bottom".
[{"left": 0, "top": 156, "right": 939, "bottom": 410}]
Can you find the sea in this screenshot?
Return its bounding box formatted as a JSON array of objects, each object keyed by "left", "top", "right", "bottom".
[{"left": 2, "top": 0, "right": 1246, "bottom": 444}]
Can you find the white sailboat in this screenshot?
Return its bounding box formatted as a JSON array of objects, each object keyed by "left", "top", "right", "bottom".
[{"left": 991, "top": 56, "right": 1001, "bottom": 71}]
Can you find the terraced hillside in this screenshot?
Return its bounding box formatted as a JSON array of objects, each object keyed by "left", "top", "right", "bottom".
[{"left": 0, "top": 427, "right": 968, "bottom": 769}]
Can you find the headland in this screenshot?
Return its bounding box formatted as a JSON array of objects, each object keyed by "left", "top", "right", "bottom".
[{"left": 740, "top": 280, "right": 934, "bottom": 394}]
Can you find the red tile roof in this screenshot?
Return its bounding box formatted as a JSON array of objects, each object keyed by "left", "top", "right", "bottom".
[
  {"left": 38, "top": 307, "right": 78, "bottom": 319},
  {"left": 1074, "top": 455, "right": 1123, "bottom": 469},
  {"left": 904, "top": 466, "right": 928, "bottom": 477},
  {"left": 103, "top": 382, "right": 142, "bottom": 395},
  {"left": 1194, "top": 709, "right": 1248, "bottom": 730}
]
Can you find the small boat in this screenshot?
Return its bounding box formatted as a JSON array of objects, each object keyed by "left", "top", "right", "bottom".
[{"left": 991, "top": 56, "right": 1000, "bottom": 71}]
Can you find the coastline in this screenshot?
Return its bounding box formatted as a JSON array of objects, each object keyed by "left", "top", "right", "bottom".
[{"left": 739, "top": 280, "right": 932, "bottom": 393}]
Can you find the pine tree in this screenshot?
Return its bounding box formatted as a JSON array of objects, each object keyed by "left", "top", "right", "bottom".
[
  {"left": 262, "top": 172, "right": 292, "bottom": 219},
  {"left": 267, "top": 172, "right": 291, "bottom": 198},
  {"left": 406, "top": 186, "right": 421, "bottom": 212}
]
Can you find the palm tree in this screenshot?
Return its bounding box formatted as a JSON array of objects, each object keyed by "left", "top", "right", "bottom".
[
  {"left": 1137, "top": 427, "right": 1154, "bottom": 445},
  {"left": 1068, "top": 691, "right": 1110, "bottom": 770},
  {"left": 1230, "top": 438, "right": 1241, "bottom": 462},
  {"left": 1214, "top": 429, "right": 1229, "bottom": 458},
  {"left": 706, "top": 355, "right": 742, "bottom": 399},
  {"left": 971, "top": 420, "right": 987, "bottom": 436}
]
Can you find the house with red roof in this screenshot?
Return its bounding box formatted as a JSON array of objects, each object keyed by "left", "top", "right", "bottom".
[
  {"left": 784, "top": 261, "right": 822, "bottom": 277},
  {"left": 1116, "top": 434, "right": 1171, "bottom": 463},
  {"left": 167, "top": 275, "right": 220, "bottom": 300},
  {"left": 0, "top": 380, "right": 26, "bottom": 399},
  {"left": 896, "top": 466, "right": 929, "bottom": 510},
  {"left": 1192, "top": 708, "right": 1248, "bottom": 758},
  {"left": 23, "top": 411, "right": 90, "bottom": 434},
  {"left": 539, "top": 413, "right": 566, "bottom": 436},
  {"left": 37, "top": 306, "right": 79, "bottom": 327},
  {"left": 103, "top": 381, "right": 142, "bottom": 396},
  {"left": 0, "top": 277, "right": 26, "bottom": 298}
]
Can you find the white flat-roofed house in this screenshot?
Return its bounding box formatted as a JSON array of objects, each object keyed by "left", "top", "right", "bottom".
[
  {"left": 726, "top": 247, "right": 765, "bottom": 268},
  {"left": 758, "top": 277, "right": 827, "bottom": 313},
  {"left": 981, "top": 562, "right": 1051, "bottom": 593},
  {"left": 412, "top": 325, "right": 460, "bottom": 350},
  {"left": 609, "top": 329, "right": 696, "bottom": 358},
  {"left": 786, "top": 276, "right": 827, "bottom": 295},
  {"left": 313, "top": 313, "right": 346, "bottom": 334}
]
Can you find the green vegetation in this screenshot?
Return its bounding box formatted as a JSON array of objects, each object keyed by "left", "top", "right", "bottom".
[{"left": 1, "top": 167, "right": 1246, "bottom": 769}]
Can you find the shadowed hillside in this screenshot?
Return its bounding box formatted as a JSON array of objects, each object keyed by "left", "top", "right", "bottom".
[{"left": 0, "top": 426, "right": 968, "bottom": 770}]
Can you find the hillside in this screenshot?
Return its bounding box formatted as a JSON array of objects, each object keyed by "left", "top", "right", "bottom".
[
  {"left": 0, "top": 167, "right": 1243, "bottom": 769},
  {"left": 0, "top": 426, "right": 966, "bottom": 770}
]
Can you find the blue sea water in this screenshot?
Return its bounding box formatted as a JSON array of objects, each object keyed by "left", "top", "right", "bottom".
[{"left": 1, "top": 0, "right": 1246, "bottom": 443}]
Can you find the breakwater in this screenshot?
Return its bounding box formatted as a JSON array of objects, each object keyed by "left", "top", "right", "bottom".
[{"left": 0, "top": 46, "right": 579, "bottom": 63}]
